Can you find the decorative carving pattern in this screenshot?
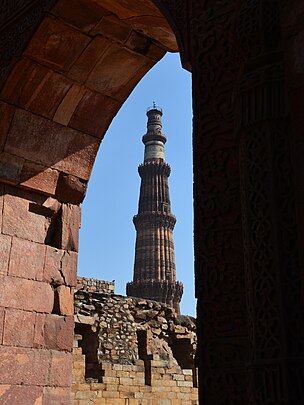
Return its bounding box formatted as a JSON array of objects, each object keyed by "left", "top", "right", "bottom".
[
  {"left": 237, "top": 1, "right": 304, "bottom": 403},
  {"left": 0, "top": 0, "right": 56, "bottom": 87},
  {"left": 188, "top": 1, "right": 249, "bottom": 403}
]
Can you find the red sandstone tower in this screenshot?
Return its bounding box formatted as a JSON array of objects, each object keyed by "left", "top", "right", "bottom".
[{"left": 126, "top": 105, "right": 183, "bottom": 313}]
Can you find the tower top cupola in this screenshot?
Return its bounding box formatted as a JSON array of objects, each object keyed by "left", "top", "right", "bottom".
[{"left": 143, "top": 103, "right": 167, "bottom": 162}]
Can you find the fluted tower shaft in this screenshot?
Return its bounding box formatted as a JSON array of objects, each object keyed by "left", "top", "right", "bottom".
[{"left": 126, "top": 106, "right": 183, "bottom": 313}]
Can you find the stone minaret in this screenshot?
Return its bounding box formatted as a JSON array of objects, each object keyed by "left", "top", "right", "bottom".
[{"left": 126, "top": 105, "right": 183, "bottom": 313}]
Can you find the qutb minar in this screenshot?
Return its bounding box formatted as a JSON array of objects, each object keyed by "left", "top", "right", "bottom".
[{"left": 126, "top": 104, "right": 183, "bottom": 313}]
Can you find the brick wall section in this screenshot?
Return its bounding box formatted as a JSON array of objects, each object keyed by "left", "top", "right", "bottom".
[
  {"left": 72, "top": 340, "right": 198, "bottom": 405},
  {"left": 73, "top": 279, "right": 198, "bottom": 404}
]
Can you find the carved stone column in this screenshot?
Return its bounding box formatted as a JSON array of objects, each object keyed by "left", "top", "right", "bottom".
[
  {"left": 189, "top": 1, "right": 250, "bottom": 404},
  {"left": 236, "top": 1, "right": 304, "bottom": 403}
]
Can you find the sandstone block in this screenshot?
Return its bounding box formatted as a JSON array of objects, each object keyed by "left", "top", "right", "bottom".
[
  {"left": 0, "top": 384, "right": 43, "bottom": 405},
  {"left": 69, "top": 89, "right": 121, "bottom": 138},
  {"left": 25, "top": 16, "right": 90, "bottom": 73},
  {"left": 0, "top": 183, "right": 3, "bottom": 229},
  {"left": 34, "top": 313, "right": 74, "bottom": 351},
  {"left": 56, "top": 173, "right": 87, "bottom": 204},
  {"left": 90, "top": 15, "right": 132, "bottom": 43},
  {"left": 8, "top": 237, "right": 46, "bottom": 280},
  {"left": 20, "top": 162, "right": 59, "bottom": 196},
  {"left": 49, "top": 351, "right": 72, "bottom": 387},
  {"left": 0, "top": 276, "right": 54, "bottom": 313},
  {"left": 76, "top": 390, "right": 97, "bottom": 400},
  {"left": 86, "top": 43, "right": 154, "bottom": 101},
  {"left": 3, "top": 308, "right": 35, "bottom": 347},
  {"left": 101, "top": 391, "right": 120, "bottom": 398},
  {"left": 0, "top": 152, "right": 24, "bottom": 184},
  {"left": 53, "top": 84, "right": 86, "bottom": 126},
  {"left": 43, "top": 386, "right": 71, "bottom": 404},
  {"left": 0, "top": 102, "right": 15, "bottom": 151},
  {"left": 102, "top": 376, "right": 119, "bottom": 384},
  {"left": 68, "top": 36, "right": 111, "bottom": 83},
  {"left": 44, "top": 246, "right": 77, "bottom": 287},
  {"left": 2, "top": 187, "right": 50, "bottom": 243},
  {"left": 0, "top": 58, "right": 72, "bottom": 119},
  {"left": 51, "top": 0, "right": 108, "bottom": 33},
  {"left": 177, "top": 381, "right": 193, "bottom": 387},
  {"left": 0, "top": 346, "right": 51, "bottom": 385},
  {"left": 0, "top": 234, "right": 11, "bottom": 275},
  {"left": 55, "top": 285, "right": 74, "bottom": 316},
  {"left": 0, "top": 307, "right": 4, "bottom": 344},
  {"left": 6, "top": 109, "right": 100, "bottom": 180},
  {"left": 58, "top": 204, "right": 81, "bottom": 252}
]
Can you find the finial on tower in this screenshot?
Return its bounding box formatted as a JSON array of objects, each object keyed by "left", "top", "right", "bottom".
[{"left": 143, "top": 104, "right": 166, "bottom": 161}]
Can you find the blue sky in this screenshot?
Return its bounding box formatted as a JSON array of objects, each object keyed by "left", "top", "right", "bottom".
[{"left": 78, "top": 52, "right": 195, "bottom": 316}]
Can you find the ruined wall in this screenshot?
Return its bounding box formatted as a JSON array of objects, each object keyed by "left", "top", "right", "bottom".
[
  {"left": 76, "top": 276, "right": 115, "bottom": 294},
  {"left": 72, "top": 278, "right": 198, "bottom": 404}
]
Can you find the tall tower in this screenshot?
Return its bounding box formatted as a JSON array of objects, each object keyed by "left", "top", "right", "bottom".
[{"left": 126, "top": 105, "right": 183, "bottom": 313}]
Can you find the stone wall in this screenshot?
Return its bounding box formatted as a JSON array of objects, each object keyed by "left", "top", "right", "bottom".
[
  {"left": 72, "top": 279, "right": 198, "bottom": 404},
  {"left": 76, "top": 277, "right": 115, "bottom": 294}
]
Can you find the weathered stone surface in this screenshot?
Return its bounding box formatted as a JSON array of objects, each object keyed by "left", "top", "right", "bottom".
[
  {"left": 44, "top": 246, "right": 77, "bottom": 287},
  {"left": 0, "top": 346, "right": 51, "bottom": 385},
  {"left": 9, "top": 237, "right": 46, "bottom": 280},
  {"left": 67, "top": 36, "right": 111, "bottom": 83},
  {"left": 49, "top": 351, "right": 72, "bottom": 387},
  {"left": 68, "top": 90, "right": 121, "bottom": 138},
  {"left": 51, "top": 0, "right": 109, "bottom": 33},
  {"left": 90, "top": 15, "right": 132, "bottom": 43},
  {"left": 5, "top": 109, "right": 100, "bottom": 180},
  {"left": 72, "top": 283, "right": 198, "bottom": 403},
  {"left": 124, "top": 15, "right": 177, "bottom": 52},
  {"left": 124, "top": 31, "right": 166, "bottom": 61},
  {"left": 0, "top": 183, "right": 3, "bottom": 230},
  {"left": 61, "top": 250, "right": 78, "bottom": 287},
  {"left": 0, "top": 58, "right": 72, "bottom": 119},
  {"left": 0, "top": 234, "right": 11, "bottom": 275},
  {"left": 0, "top": 102, "right": 15, "bottom": 151},
  {"left": 76, "top": 276, "right": 114, "bottom": 294},
  {"left": 55, "top": 173, "right": 87, "bottom": 205},
  {"left": 0, "top": 385, "right": 43, "bottom": 405},
  {"left": 0, "top": 276, "right": 53, "bottom": 313},
  {"left": 86, "top": 44, "right": 154, "bottom": 101},
  {"left": 100, "top": 0, "right": 161, "bottom": 20},
  {"left": 34, "top": 313, "right": 73, "bottom": 351},
  {"left": 53, "top": 84, "right": 86, "bottom": 126},
  {"left": 0, "top": 152, "right": 24, "bottom": 184},
  {"left": 58, "top": 204, "right": 81, "bottom": 252},
  {"left": 74, "top": 282, "right": 196, "bottom": 367},
  {"left": 24, "top": 16, "right": 90, "bottom": 73},
  {"left": 0, "top": 307, "right": 4, "bottom": 344},
  {"left": 3, "top": 308, "right": 36, "bottom": 347},
  {"left": 43, "top": 386, "right": 71, "bottom": 404},
  {"left": 2, "top": 187, "right": 49, "bottom": 243},
  {"left": 56, "top": 285, "right": 74, "bottom": 316},
  {"left": 20, "top": 162, "right": 59, "bottom": 196},
  {"left": 43, "top": 246, "right": 64, "bottom": 286}
]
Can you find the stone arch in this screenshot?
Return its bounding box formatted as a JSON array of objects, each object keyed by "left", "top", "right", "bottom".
[{"left": 0, "top": 1, "right": 188, "bottom": 403}]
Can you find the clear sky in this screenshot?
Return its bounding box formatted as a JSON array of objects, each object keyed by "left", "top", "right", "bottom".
[{"left": 78, "top": 52, "right": 195, "bottom": 316}]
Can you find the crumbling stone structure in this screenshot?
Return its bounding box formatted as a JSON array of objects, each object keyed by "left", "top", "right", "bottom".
[
  {"left": 127, "top": 106, "right": 183, "bottom": 313},
  {"left": 72, "top": 277, "right": 197, "bottom": 404},
  {"left": 1, "top": 1, "right": 304, "bottom": 404}
]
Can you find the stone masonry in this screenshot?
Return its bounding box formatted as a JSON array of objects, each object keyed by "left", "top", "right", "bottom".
[{"left": 72, "top": 277, "right": 198, "bottom": 404}]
